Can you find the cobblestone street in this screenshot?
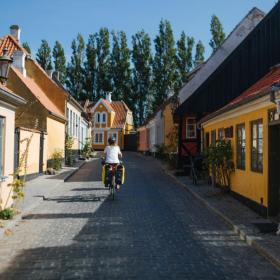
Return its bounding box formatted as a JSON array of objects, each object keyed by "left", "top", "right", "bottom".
[{"left": 0, "top": 153, "right": 279, "bottom": 279}]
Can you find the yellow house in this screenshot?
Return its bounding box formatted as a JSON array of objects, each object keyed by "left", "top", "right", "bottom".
[
  {"left": 89, "top": 93, "right": 134, "bottom": 150},
  {"left": 200, "top": 65, "right": 280, "bottom": 217},
  {"left": 0, "top": 26, "right": 67, "bottom": 178},
  {"left": 0, "top": 84, "right": 26, "bottom": 209}
]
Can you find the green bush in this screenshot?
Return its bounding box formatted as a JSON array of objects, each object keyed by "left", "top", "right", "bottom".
[
  {"left": 203, "top": 140, "right": 234, "bottom": 190},
  {"left": 50, "top": 149, "right": 63, "bottom": 170},
  {"left": 0, "top": 208, "right": 15, "bottom": 220},
  {"left": 82, "top": 138, "right": 92, "bottom": 159}
]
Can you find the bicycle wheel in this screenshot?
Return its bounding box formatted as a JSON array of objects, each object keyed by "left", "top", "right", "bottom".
[{"left": 109, "top": 176, "right": 115, "bottom": 200}]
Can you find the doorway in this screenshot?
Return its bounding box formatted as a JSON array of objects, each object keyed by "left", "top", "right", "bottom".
[{"left": 268, "top": 124, "right": 280, "bottom": 216}]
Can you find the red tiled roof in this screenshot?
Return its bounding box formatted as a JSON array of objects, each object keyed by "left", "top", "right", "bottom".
[
  {"left": 111, "top": 101, "right": 129, "bottom": 128},
  {"left": 200, "top": 65, "right": 280, "bottom": 124},
  {"left": 102, "top": 99, "right": 114, "bottom": 111},
  {"left": 12, "top": 66, "right": 65, "bottom": 120},
  {"left": 0, "top": 35, "right": 28, "bottom": 56}
]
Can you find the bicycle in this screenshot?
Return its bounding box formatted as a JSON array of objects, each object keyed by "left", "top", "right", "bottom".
[{"left": 106, "top": 163, "right": 118, "bottom": 200}]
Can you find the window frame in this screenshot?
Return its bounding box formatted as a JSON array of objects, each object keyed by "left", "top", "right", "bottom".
[
  {"left": 186, "top": 118, "right": 197, "bottom": 139},
  {"left": 236, "top": 123, "right": 246, "bottom": 170},
  {"left": 93, "top": 132, "right": 104, "bottom": 144},
  {"left": 210, "top": 130, "right": 216, "bottom": 147},
  {"left": 101, "top": 112, "right": 107, "bottom": 124},
  {"left": 218, "top": 128, "right": 225, "bottom": 141},
  {"left": 95, "top": 113, "right": 101, "bottom": 124},
  {"left": 251, "top": 119, "right": 263, "bottom": 173}
]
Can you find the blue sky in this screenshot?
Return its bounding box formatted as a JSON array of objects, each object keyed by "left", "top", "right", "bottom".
[{"left": 0, "top": 0, "right": 277, "bottom": 61}]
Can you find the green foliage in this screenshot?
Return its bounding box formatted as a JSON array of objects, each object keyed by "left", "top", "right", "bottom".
[
  {"left": 131, "top": 30, "right": 153, "bottom": 127},
  {"left": 84, "top": 34, "right": 98, "bottom": 101},
  {"left": 152, "top": 19, "right": 177, "bottom": 110},
  {"left": 203, "top": 140, "right": 234, "bottom": 190},
  {"left": 111, "top": 31, "right": 132, "bottom": 108},
  {"left": 66, "top": 33, "right": 86, "bottom": 100},
  {"left": 22, "top": 42, "right": 31, "bottom": 54},
  {"left": 0, "top": 208, "right": 15, "bottom": 220},
  {"left": 65, "top": 134, "right": 75, "bottom": 166},
  {"left": 36, "top": 39, "right": 52, "bottom": 70},
  {"left": 96, "top": 28, "right": 112, "bottom": 99},
  {"left": 209, "top": 15, "right": 226, "bottom": 53},
  {"left": 82, "top": 138, "right": 92, "bottom": 159},
  {"left": 53, "top": 41, "right": 67, "bottom": 84},
  {"left": 50, "top": 149, "right": 63, "bottom": 170},
  {"left": 175, "top": 31, "right": 195, "bottom": 92},
  {"left": 194, "top": 40, "right": 205, "bottom": 67}
]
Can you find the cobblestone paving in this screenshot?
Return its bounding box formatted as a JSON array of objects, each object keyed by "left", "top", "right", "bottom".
[{"left": 0, "top": 153, "right": 279, "bottom": 279}]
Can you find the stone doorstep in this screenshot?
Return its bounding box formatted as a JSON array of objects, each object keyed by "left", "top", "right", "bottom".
[
  {"left": 0, "top": 159, "right": 88, "bottom": 240},
  {"left": 157, "top": 160, "right": 280, "bottom": 271}
]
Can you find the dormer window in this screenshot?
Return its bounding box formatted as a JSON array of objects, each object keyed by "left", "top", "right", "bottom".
[{"left": 102, "top": 113, "right": 107, "bottom": 124}]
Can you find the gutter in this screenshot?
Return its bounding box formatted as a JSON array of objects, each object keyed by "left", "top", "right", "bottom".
[
  {"left": 0, "top": 87, "right": 26, "bottom": 107},
  {"left": 198, "top": 87, "right": 272, "bottom": 126}
]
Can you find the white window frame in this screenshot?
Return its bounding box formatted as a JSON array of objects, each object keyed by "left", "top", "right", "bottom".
[
  {"left": 186, "top": 118, "right": 197, "bottom": 139},
  {"left": 93, "top": 132, "right": 104, "bottom": 144},
  {"left": 108, "top": 131, "right": 118, "bottom": 145},
  {"left": 102, "top": 112, "right": 107, "bottom": 124},
  {"left": 95, "top": 113, "right": 101, "bottom": 124}
]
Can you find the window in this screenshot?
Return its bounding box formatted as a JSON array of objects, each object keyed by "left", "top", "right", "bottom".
[
  {"left": 236, "top": 124, "right": 246, "bottom": 170},
  {"left": 205, "top": 132, "right": 210, "bottom": 148},
  {"left": 251, "top": 120, "right": 263, "bottom": 173},
  {"left": 186, "top": 118, "right": 196, "bottom": 139},
  {"left": 73, "top": 113, "right": 76, "bottom": 137},
  {"left": 218, "top": 128, "right": 225, "bottom": 140},
  {"left": 70, "top": 111, "right": 72, "bottom": 136},
  {"left": 102, "top": 113, "right": 107, "bottom": 124},
  {"left": 94, "top": 132, "right": 104, "bottom": 144},
  {"left": 211, "top": 130, "right": 216, "bottom": 146},
  {"left": 95, "top": 113, "right": 100, "bottom": 124},
  {"left": 0, "top": 117, "right": 5, "bottom": 176},
  {"left": 108, "top": 132, "right": 118, "bottom": 144}
]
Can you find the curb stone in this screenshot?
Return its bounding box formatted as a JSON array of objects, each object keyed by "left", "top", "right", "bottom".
[
  {"left": 64, "top": 161, "right": 86, "bottom": 182},
  {"left": 160, "top": 162, "right": 280, "bottom": 271}
]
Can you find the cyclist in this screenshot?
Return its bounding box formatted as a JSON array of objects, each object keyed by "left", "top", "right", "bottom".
[{"left": 103, "top": 137, "right": 122, "bottom": 190}]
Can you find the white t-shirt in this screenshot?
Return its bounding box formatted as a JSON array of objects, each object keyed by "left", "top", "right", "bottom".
[{"left": 104, "top": 145, "right": 122, "bottom": 163}]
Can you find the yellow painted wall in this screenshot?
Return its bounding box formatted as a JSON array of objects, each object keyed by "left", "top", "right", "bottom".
[
  {"left": 0, "top": 103, "right": 16, "bottom": 209},
  {"left": 47, "top": 117, "right": 65, "bottom": 159},
  {"left": 203, "top": 104, "right": 274, "bottom": 207},
  {"left": 18, "top": 128, "right": 47, "bottom": 175},
  {"left": 163, "top": 103, "right": 177, "bottom": 152}
]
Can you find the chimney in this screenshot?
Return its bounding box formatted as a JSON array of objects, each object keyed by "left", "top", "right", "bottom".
[
  {"left": 106, "top": 92, "right": 112, "bottom": 103},
  {"left": 53, "top": 71, "right": 60, "bottom": 81},
  {"left": 13, "top": 50, "right": 26, "bottom": 77},
  {"left": 10, "top": 25, "right": 21, "bottom": 42},
  {"left": 46, "top": 69, "right": 53, "bottom": 78}
]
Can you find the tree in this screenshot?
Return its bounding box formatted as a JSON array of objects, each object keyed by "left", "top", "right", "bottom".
[
  {"left": 131, "top": 30, "right": 152, "bottom": 126},
  {"left": 194, "top": 40, "right": 205, "bottom": 67},
  {"left": 175, "top": 31, "right": 195, "bottom": 91},
  {"left": 52, "top": 41, "right": 67, "bottom": 84},
  {"left": 22, "top": 42, "right": 31, "bottom": 54},
  {"left": 209, "top": 15, "right": 226, "bottom": 53},
  {"left": 66, "top": 33, "right": 86, "bottom": 100},
  {"left": 111, "top": 31, "right": 132, "bottom": 105},
  {"left": 84, "top": 34, "right": 97, "bottom": 101},
  {"left": 36, "top": 39, "right": 52, "bottom": 70},
  {"left": 96, "top": 28, "right": 112, "bottom": 99},
  {"left": 152, "top": 19, "right": 177, "bottom": 110}
]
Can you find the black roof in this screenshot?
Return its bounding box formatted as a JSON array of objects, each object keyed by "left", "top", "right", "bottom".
[{"left": 176, "top": 2, "right": 280, "bottom": 116}]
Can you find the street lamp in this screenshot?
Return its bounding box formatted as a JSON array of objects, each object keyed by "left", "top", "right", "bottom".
[{"left": 0, "top": 48, "right": 13, "bottom": 84}]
